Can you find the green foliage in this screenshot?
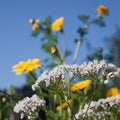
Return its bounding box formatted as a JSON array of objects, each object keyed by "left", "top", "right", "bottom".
[
  {"left": 78, "top": 15, "right": 90, "bottom": 24},
  {"left": 10, "top": 86, "right": 15, "bottom": 95},
  {"left": 1, "top": 4, "right": 120, "bottom": 120}
]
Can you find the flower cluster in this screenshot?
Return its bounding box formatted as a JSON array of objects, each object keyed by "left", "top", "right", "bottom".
[
  {"left": 32, "top": 60, "right": 119, "bottom": 90},
  {"left": 13, "top": 94, "right": 46, "bottom": 119},
  {"left": 75, "top": 96, "right": 120, "bottom": 119},
  {"left": 12, "top": 58, "right": 41, "bottom": 75}
]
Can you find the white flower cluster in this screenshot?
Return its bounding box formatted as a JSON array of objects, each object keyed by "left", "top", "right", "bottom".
[
  {"left": 14, "top": 94, "right": 46, "bottom": 119},
  {"left": 32, "top": 60, "right": 119, "bottom": 90},
  {"left": 75, "top": 96, "right": 120, "bottom": 119}
]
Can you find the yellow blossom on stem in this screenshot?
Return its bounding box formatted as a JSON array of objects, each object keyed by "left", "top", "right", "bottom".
[
  {"left": 51, "top": 46, "right": 57, "bottom": 54},
  {"left": 51, "top": 17, "right": 64, "bottom": 31},
  {"left": 115, "top": 99, "right": 120, "bottom": 104},
  {"left": 97, "top": 5, "right": 109, "bottom": 16},
  {"left": 107, "top": 87, "right": 120, "bottom": 97},
  {"left": 71, "top": 79, "right": 91, "bottom": 92},
  {"left": 12, "top": 58, "right": 41, "bottom": 75},
  {"left": 56, "top": 100, "right": 71, "bottom": 111},
  {"left": 32, "top": 23, "right": 40, "bottom": 31},
  {"left": 29, "top": 19, "right": 40, "bottom": 31}
]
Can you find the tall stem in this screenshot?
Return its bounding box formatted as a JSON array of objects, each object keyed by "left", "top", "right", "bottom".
[
  {"left": 61, "top": 30, "right": 66, "bottom": 56},
  {"left": 73, "top": 40, "right": 81, "bottom": 64}
]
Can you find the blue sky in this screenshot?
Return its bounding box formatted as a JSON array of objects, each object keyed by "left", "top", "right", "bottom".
[{"left": 0, "top": 0, "right": 120, "bottom": 89}]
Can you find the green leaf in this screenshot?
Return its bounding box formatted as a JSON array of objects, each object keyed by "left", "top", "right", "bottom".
[
  {"left": 78, "top": 15, "right": 90, "bottom": 24},
  {"left": 41, "top": 43, "right": 52, "bottom": 53},
  {"left": 42, "top": 16, "right": 52, "bottom": 26},
  {"left": 47, "top": 62, "right": 57, "bottom": 69},
  {"left": 92, "top": 16, "right": 105, "bottom": 27},
  {"left": 77, "top": 27, "right": 87, "bottom": 37},
  {"left": 10, "top": 86, "right": 15, "bottom": 95},
  {"left": 32, "top": 30, "right": 40, "bottom": 37}
]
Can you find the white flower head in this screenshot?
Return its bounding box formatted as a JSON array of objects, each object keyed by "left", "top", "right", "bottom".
[
  {"left": 32, "top": 60, "right": 119, "bottom": 90},
  {"left": 75, "top": 96, "right": 120, "bottom": 119},
  {"left": 14, "top": 94, "right": 46, "bottom": 119}
]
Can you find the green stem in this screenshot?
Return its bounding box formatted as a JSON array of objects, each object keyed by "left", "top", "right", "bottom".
[
  {"left": 61, "top": 30, "right": 66, "bottom": 56},
  {"left": 57, "top": 46, "right": 64, "bottom": 64},
  {"left": 82, "top": 80, "right": 97, "bottom": 120},
  {"left": 64, "top": 97, "right": 77, "bottom": 120},
  {"left": 62, "top": 80, "right": 77, "bottom": 120},
  {"left": 28, "top": 72, "right": 36, "bottom": 81}
]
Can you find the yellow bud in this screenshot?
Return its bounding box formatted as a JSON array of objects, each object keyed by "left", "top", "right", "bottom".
[
  {"left": 2, "top": 97, "right": 7, "bottom": 103},
  {"left": 51, "top": 46, "right": 57, "bottom": 54},
  {"left": 97, "top": 5, "right": 109, "bottom": 16},
  {"left": 115, "top": 99, "right": 119, "bottom": 104}
]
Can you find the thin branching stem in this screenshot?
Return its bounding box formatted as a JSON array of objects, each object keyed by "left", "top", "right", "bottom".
[{"left": 73, "top": 40, "right": 81, "bottom": 64}]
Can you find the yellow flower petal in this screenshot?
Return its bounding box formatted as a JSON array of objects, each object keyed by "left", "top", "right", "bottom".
[
  {"left": 56, "top": 100, "right": 71, "bottom": 111},
  {"left": 51, "top": 17, "right": 64, "bottom": 31},
  {"left": 51, "top": 46, "right": 57, "bottom": 54},
  {"left": 115, "top": 99, "right": 120, "bottom": 104},
  {"left": 71, "top": 79, "right": 91, "bottom": 92},
  {"left": 32, "top": 23, "right": 40, "bottom": 31},
  {"left": 107, "top": 87, "right": 120, "bottom": 97},
  {"left": 32, "top": 58, "right": 41, "bottom": 64},
  {"left": 97, "top": 5, "right": 109, "bottom": 16},
  {"left": 12, "top": 58, "right": 42, "bottom": 75}
]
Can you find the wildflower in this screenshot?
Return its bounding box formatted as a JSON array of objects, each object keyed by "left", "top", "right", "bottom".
[
  {"left": 29, "top": 18, "right": 40, "bottom": 31},
  {"left": 51, "top": 46, "right": 57, "bottom": 54},
  {"left": 115, "top": 99, "right": 120, "bottom": 104},
  {"left": 14, "top": 94, "right": 46, "bottom": 119},
  {"left": 107, "top": 87, "right": 120, "bottom": 97},
  {"left": 51, "top": 17, "right": 64, "bottom": 31},
  {"left": 56, "top": 100, "right": 71, "bottom": 111},
  {"left": 32, "top": 60, "right": 118, "bottom": 90},
  {"left": 71, "top": 79, "right": 91, "bottom": 92},
  {"left": 97, "top": 5, "right": 109, "bottom": 16},
  {"left": 75, "top": 96, "right": 120, "bottom": 119},
  {"left": 32, "top": 20, "right": 40, "bottom": 31},
  {"left": 12, "top": 58, "right": 41, "bottom": 75}
]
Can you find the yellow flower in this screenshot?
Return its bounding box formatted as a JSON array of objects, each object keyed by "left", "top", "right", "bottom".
[
  {"left": 32, "top": 23, "right": 40, "bottom": 31},
  {"left": 56, "top": 100, "right": 71, "bottom": 111},
  {"left": 71, "top": 79, "right": 91, "bottom": 92},
  {"left": 51, "top": 46, "right": 57, "bottom": 54},
  {"left": 115, "top": 99, "right": 120, "bottom": 104},
  {"left": 107, "top": 87, "right": 120, "bottom": 97},
  {"left": 32, "top": 19, "right": 40, "bottom": 31},
  {"left": 51, "top": 17, "right": 64, "bottom": 31},
  {"left": 97, "top": 5, "right": 109, "bottom": 16},
  {"left": 12, "top": 58, "right": 41, "bottom": 75}
]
